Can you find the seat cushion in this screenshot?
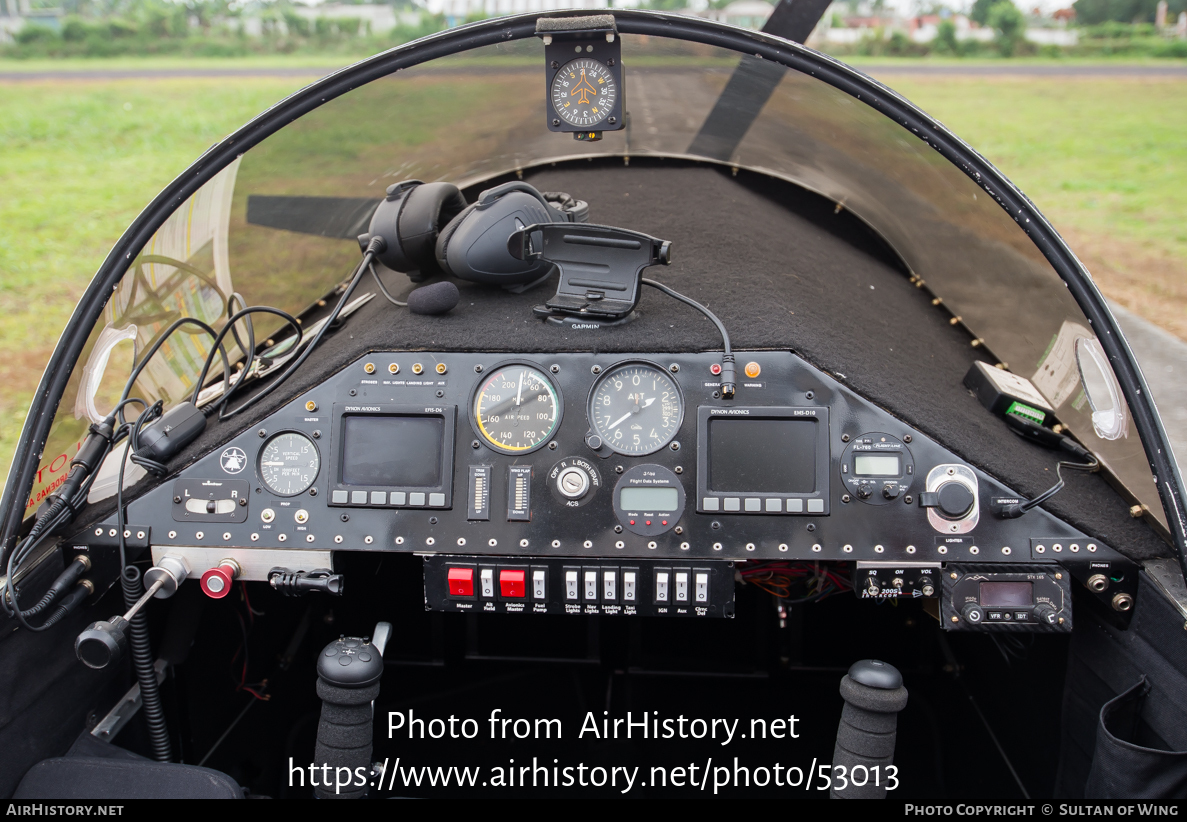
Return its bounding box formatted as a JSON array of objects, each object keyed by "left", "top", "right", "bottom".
[{"left": 14, "top": 756, "right": 243, "bottom": 799}]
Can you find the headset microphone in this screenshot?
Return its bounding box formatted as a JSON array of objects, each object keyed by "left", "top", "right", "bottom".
[{"left": 407, "top": 281, "right": 461, "bottom": 316}]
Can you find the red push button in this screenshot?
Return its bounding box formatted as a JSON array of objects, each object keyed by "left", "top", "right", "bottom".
[
  {"left": 499, "top": 570, "right": 526, "bottom": 599},
  {"left": 447, "top": 567, "right": 474, "bottom": 597},
  {"left": 200, "top": 560, "right": 240, "bottom": 599}
]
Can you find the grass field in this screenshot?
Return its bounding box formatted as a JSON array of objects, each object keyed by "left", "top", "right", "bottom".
[{"left": 1, "top": 63, "right": 1185, "bottom": 473}]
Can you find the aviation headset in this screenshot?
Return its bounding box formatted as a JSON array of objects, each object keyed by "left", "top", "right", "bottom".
[{"left": 360, "top": 179, "right": 589, "bottom": 287}]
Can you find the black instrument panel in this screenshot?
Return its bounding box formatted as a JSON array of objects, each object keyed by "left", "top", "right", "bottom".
[{"left": 123, "top": 349, "right": 1130, "bottom": 574}]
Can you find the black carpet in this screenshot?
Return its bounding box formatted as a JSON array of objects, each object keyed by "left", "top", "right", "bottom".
[{"left": 91, "top": 159, "right": 1168, "bottom": 561}]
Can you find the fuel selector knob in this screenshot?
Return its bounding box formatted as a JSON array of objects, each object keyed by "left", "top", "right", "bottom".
[
  {"left": 557, "top": 466, "right": 590, "bottom": 499},
  {"left": 1033, "top": 603, "right": 1058, "bottom": 625},
  {"left": 936, "top": 482, "right": 975, "bottom": 519}
]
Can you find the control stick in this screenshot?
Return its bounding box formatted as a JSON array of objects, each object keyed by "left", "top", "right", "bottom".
[
  {"left": 313, "top": 622, "right": 391, "bottom": 799},
  {"left": 830, "top": 659, "right": 908, "bottom": 799}
]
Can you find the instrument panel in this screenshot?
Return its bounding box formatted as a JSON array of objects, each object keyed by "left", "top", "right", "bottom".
[{"left": 111, "top": 349, "right": 1135, "bottom": 626}]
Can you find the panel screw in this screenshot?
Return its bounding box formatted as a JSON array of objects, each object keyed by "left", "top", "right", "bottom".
[
  {"left": 904, "top": 495, "right": 913, "bottom": 504},
  {"left": 549, "top": 442, "right": 558, "bottom": 450},
  {"left": 615, "top": 465, "right": 623, "bottom": 474},
  {"left": 349, "top": 389, "right": 357, "bottom": 396},
  {"left": 711, "top": 521, "right": 721, "bottom": 530},
  {"left": 805, "top": 391, "right": 814, "bottom": 400},
  {"left": 591, "top": 365, "right": 601, "bottom": 374},
  {"left": 174, "top": 496, "right": 182, "bottom": 504},
  {"left": 240, "top": 498, "right": 248, "bottom": 506},
  {"left": 806, "top": 523, "right": 815, "bottom": 532},
  {"left": 553, "top": 119, "right": 561, "bottom": 126},
  {"left": 258, "top": 429, "right": 267, "bottom": 438},
  {"left": 674, "top": 526, "right": 683, "bottom": 535},
  {"left": 904, "top": 435, "right": 913, "bottom": 443},
  {"left": 436, "top": 390, "right": 444, "bottom": 398},
  {"left": 341, "top": 514, "right": 350, "bottom": 522},
  {"left": 670, "top": 442, "right": 680, "bottom": 451},
  {"left": 550, "top": 364, "right": 560, "bottom": 374},
  {"left": 475, "top": 364, "right": 484, "bottom": 373},
  {"left": 841, "top": 434, "right": 850, "bottom": 442},
  {"left": 312, "top": 430, "right": 321, "bottom": 439},
  {"left": 842, "top": 494, "right": 851, "bottom": 503},
  {"left": 607, "top": 58, "right": 615, "bottom": 66},
  {"left": 614, "top": 525, "right": 623, "bottom": 533},
  {"left": 551, "top": 60, "right": 559, "bottom": 68},
  {"left": 472, "top": 440, "right": 480, "bottom": 449},
  {"left": 669, "top": 364, "right": 679, "bottom": 373},
  {"left": 429, "top": 517, "right": 438, "bottom": 525},
  {"left": 674, "top": 466, "right": 683, "bottom": 474},
  {"left": 309, "top": 488, "right": 317, "bottom": 496}
]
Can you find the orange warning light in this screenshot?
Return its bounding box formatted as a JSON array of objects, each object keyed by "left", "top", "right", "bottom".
[{"left": 744, "top": 362, "right": 761, "bottom": 378}]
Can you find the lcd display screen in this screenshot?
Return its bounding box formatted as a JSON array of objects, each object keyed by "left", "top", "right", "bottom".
[
  {"left": 708, "top": 418, "right": 816, "bottom": 493},
  {"left": 620, "top": 486, "right": 680, "bottom": 512},
  {"left": 854, "top": 454, "right": 901, "bottom": 477},
  {"left": 979, "top": 581, "right": 1033, "bottom": 608},
  {"left": 340, "top": 415, "right": 444, "bottom": 487}
]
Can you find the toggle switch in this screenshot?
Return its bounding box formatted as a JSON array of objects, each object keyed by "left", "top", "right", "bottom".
[
  {"left": 602, "top": 569, "right": 617, "bottom": 602},
  {"left": 622, "top": 570, "right": 638, "bottom": 602},
  {"left": 583, "top": 570, "right": 598, "bottom": 602},
  {"left": 695, "top": 571, "right": 709, "bottom": 603},
  {"left": 479, "top": 568, "right": 495, "bottom": 598},
  {"left": 655, "top": 570, "right": 670, "bottom": 603},
  {"left": 565, "top": 569, "right": 579, "bottom": 601},
  {"left": 674, "top": 570, "right": 689, "bottom": 603},
  {"left": 447, "top": 567, "right": 475, "bottom": 598},
  {"left": 532, "top": 569, "right": 547, "bottom": 600}
]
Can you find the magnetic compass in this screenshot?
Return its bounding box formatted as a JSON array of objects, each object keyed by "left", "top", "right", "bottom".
[
  {"left": 550, "top": 58, "right": 618, "bottom": 129},
  {"left": 541, "top": 20, "right": 625, "bottom": 137}
]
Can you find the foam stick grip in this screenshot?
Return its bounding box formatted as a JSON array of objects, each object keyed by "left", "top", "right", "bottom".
[
  {"left": 313, "top": 679, "right": 380, "bottom": 799},
  {"left": 830, "top": 663, "right": 908, "bottom": 799}
]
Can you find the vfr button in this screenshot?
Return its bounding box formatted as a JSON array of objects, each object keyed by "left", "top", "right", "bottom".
[
  {"left": 499, "top": 570, "right": 526, "bottom": 599},
  {"left": 447, "top": 567, "right": 474, "bottom": 598},
  {"left": 479, "top": 568, "right": 495, "bottom": 598}
]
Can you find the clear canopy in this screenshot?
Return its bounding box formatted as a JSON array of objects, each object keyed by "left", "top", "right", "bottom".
[{"left": 25, "top": 31, "right": 1162, "bottom": 531}]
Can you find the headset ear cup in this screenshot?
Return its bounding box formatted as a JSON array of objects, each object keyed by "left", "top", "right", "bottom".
[
  {"left": 395, "top": 182, "right": 467, "bottom": 279},
  {"left": 434, "top": 202, "right": 479, "bottom": 277}
]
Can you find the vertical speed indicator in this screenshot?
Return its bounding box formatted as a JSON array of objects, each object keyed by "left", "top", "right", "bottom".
[
  {"left": 588, "top": 362, "right": 684, "bottom": 455},
  {"left": 472, "top": 363, "right": 563, "bottom": 454}
]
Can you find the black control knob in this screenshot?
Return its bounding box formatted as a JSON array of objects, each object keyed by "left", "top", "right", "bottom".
[
  {"left": 1033, "top": 603, "right": 1058, "bottom": 625},
  {"left": 936, "top": 482, "right": 975, "bottom": 519},
  {"left": 882, "top": 483, "right": 901, "bottom": 500},
  {"left": 855, "top": 485, "right": 873, "bottom": 500},
  {"left": 961, "top": 603, "right": 985, "bottom": 625}
]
